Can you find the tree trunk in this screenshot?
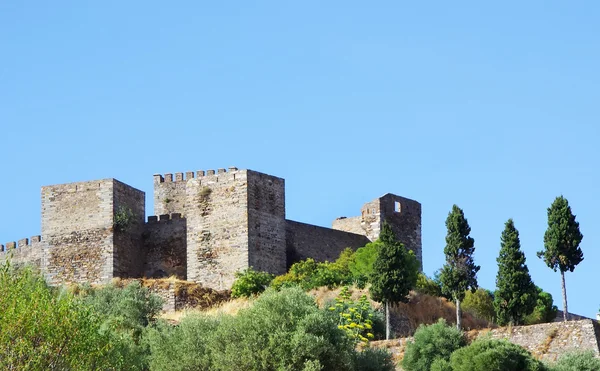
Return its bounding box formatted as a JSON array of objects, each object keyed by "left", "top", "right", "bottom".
[
  {"left": 456, "top": 298, "right": 462, "bottom": 330},
  {"left": 385, "top": 301, "right": 390, "bottom": 340},
  {"left": 561, "top": 271, "right": 569, "bottom": 322}
]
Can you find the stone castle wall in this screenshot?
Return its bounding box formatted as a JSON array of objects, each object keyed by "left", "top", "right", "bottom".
[
  {"left": 0, "top": 236, "right": 44, "bottom": 269},
  {"left": 1, "top": 167, "right": 422, "bottom": 291},
  {"left": 143, "top": 214, "right": 187, "bottom": 279},
  {"left": 286, "top": 220, "right": 370, "bottom": 265}
]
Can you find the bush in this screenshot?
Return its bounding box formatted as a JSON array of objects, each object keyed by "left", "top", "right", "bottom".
[
  {"left": 147, "top": 287, "right": 394, "bottom": 371},
  {"left": 78, "top": 280, "right": 163, "bottom": 340},
  {"left": 449, "top": 338, "right": 547, "bottom": 371},
  {"left": 415, "top": 273, "right": 443, "bottom": 297},
  {"left": 231, "top": 267, "right": 274, "bottom": 298},
  {"left": 271, "top": 258, "right": 353, "bottom": 291},
  {"left": 402, "top": 319, "right": 466, "bottom": 371},
  {"left": 524, "top": 287, "right": 558, "bottom": 325},
  {"left": 550, "top": 350, "right": 600, "bottom": 371},
  {"left": 348, "top": 241, "right": 380, "bottom": 286},
  {"left": 462, "top": 288, "right": 495, "bottom": 323},
  {"left": 353, "top": 347, "right": 396, "bottom": 371},
  {"left": 146, "top": 315, "right": 218, "bottom": 370},
  {"left": 0, "top": 263, "right": 130, "bottom": 369}
]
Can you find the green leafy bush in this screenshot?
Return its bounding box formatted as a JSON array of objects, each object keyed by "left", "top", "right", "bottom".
[
  {"left": 415, "top": 272, "right": 443, "bottom": 297},
  {"left": 462, "top": 288, "right": 496, "bottom": 323},
  {"left": 147, "top": 287, "right": 393, "bottom": 371},
  {"left": 402, "top": 319, "right": 466, "bottom": 371},
  {"left": 524, "top": 287, "right": 558, "bottom": 325},
  {"left": 231, "top": 267, "right": 274, "bottom": 298},
  {"left": 270, "top": 258, "right": 353, "bottom": 291},
  {"left": 449, "top": 338, "right": 547, "bottom": 371},
  {"left": 146, "top": 315, "right": 218, "bottom": 370},
  {"left": 348, "top": 241, "right": 380, "bottom": 286},
  {"left": 353, "top": 347, "right": 396, "bottom": 371},
  {"left": 0, "top": 263, "right": 131, "bottom": 370},
  {"left": 549, "top": 350, "right": 600, "bottom": 371}
]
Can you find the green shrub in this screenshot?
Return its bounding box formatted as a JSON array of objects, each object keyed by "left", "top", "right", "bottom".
[
  {"left": 348, "top": 241, "right": 380, "bottom": 285},
  {"left": 549, "top": 350, "right": 600, "bottom": 371},
  {"left": 208, "top": 287, "right": 356, "bottom": 370},
  {"left": 353, "top": 347, "right": 396, "bottom": 371},
  {"left": 231, "top": 267, "right": 274, "bottom": 298},
  {"left": 270, "top": 258, "right": 353, "bottom": 291},
  {"left": 449, "top": 338, "right": 547, "bottom": 371},
  {"left": 524, "top": 287, "right": 558, "bottom": 325},
  {"left": 145, "top": 315, "right": 218, "bottom": 371},
  {"left": 402, "top": 319, "right": 466, "bottom": 371},
  {"left": 415, "top": 273, "right": 443, "bottom": 297},
  {"left": 78, "top": 280, "right": 163, "bottom": 340},
  {"left": 430, "top": 358, "right": 453, "bottom": 371},
  {"left": 462, "top": 288, "right": 495, "bottom": 323},
  {"left": 329, "top": 286, "right": 376, "bottom": 344},
  {"left": 0, "top": 263, "right": 130, "bottom": 370}
]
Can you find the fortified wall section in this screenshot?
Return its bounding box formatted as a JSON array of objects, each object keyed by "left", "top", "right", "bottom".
[
  {"left": 143, "top": 214, "right": 187, "bottom": 279},
  {"left": 112, "top": 180, "right": 146, "bottom": 278},
  {"left": 285, "top": 220, "right": 371, "bottom": 266},
  {"left": 333, "top": 194, "right": 422, "bottom": 270},
  {"left": 183, "top": 168, "right": 250, "bottom": 290},
  {"left": 0, "top": 236, "right": 44, "bottom": 268},
  {"left": 247, "top": 170, "right": 287, "bottom": 276},
  {"left": 42, "top": 180, "right": 116, "bottom": 285}
]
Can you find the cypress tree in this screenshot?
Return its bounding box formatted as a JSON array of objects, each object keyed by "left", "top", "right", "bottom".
[
  {"left": 439, "top": 205, "right": 480, "bottom": 330},
  {"left": 370, "top": 222, "right": 419, "bottom": 340},
  {"left": 537, "top": 196, "right": 583, "bottom": 322},
  {"left": 494, "top": 219, "right": 537, "bottom": 325}
]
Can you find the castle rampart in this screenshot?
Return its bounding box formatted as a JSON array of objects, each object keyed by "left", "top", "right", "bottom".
[{"left": 1, "top": 167, "right": 422, "bottom": 290}]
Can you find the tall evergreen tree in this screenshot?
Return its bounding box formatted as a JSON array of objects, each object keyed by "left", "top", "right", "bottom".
[
  {"left": 370, "top": 222, "right": 419, "bottom": 340},
  {"left": 494, "top": 219, "right": 537, "bottom": 325},
  {"left": 537, "top": 196, "right": 583, "bottom": 322},
  {"left": 439, "top": 205, "right": 480, "bottom": 330}
]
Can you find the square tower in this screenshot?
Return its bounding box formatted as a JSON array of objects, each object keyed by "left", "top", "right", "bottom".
[{"left": 41, "top": 179, "right": 145, "bottom": 284}]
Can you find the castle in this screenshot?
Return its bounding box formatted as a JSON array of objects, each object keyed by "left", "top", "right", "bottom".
[{"left": 0, "top": 167, "right": 422, "bottom": 290}]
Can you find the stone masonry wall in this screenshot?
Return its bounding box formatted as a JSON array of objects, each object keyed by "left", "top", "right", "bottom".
[
  {"left": 247, "top": 170, "right": 287, "bottom": 276},
  {"left": 285, "top": 220, "right": 370, "bottom": 267},
  {"left": 379, "top": 194, "right": 422, "bottom": 270},
  {"left": 113, "top": 180, "right": 145, "bottom": 278},
  {"left": 153, "top": 172, "right": 191, "bottom": 215},
  {"left": 143, "top": 214, "right": 187, "bottom": 279},
  {"left": 481, "top": 319, "right": 600, "bottom": 362},
  {"left": 331, "top": 216, "right": 364, "bottom": 236},
  {"left": 42, "top": 180, "right": 115, "bottom": 285},
  {"left": 183, "top": 168, "right": 250, "bottom": 290},
  {"left": 0, "top": 236, "right": 44, "bottom": 269}
]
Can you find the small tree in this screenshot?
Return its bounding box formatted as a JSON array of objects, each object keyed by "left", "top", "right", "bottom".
[
  {"left": 524, "top": 287, "right": 558, "bottom": 325},
  {"left": 439, "top": 205, "right": 480, "bottom": 329},
  {"left": 494, "top": 219, "right": 537, "bottom": 326},
  {"left": 537, "top": 196, "right": 583, "bottom": 322},
  {"left": 370, "top": 222, "right": 419, "bottom": 340}
]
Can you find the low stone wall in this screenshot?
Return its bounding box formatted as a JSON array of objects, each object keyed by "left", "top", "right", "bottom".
[{"left": 478, "top": 319, "right": 600, "bottom": 362}]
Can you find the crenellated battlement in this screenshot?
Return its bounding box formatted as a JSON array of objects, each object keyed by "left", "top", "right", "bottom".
[
  {"left": 146, "top": 213, "right": 183, "bottom": 224},
  {"left": 1, "top": 235, "right": 42, "bottom": 253},
  {"left": 153, "top": 167, "right": 239, "bottom": 184}
]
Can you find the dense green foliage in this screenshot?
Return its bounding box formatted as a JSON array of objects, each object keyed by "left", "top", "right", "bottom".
[
  {"left": 524, "top": 287, "right": 558, "bottom": 325},
  {"left": 415, "top": 272, "right": 443, "bottom": 297},
  {"left": 494, "top": 219, "right": 537, "bottom": 325},
  {"left": 401, "top": 319, "right": 466, "bottom": 371},
  {"left": 147, "top": 287, "right": 393, "bottom": 371},
  {"left": 439, "top": 205, "right": 480, "bottom": 328},
  {"left": 231, "top": 267, "right": 275, "bottom": 297},
  {"left": 348, "top": 242, "right": 380, "bottom": 287},
  {"left": 549, "top": 350, "right": 600, "bottom": 371},
  {"left": 0, "top": 264, "right": 138, "bottom": 370},
  {"left": 462, "top": 288, "right": 495, "bottom": 323},
  {"left": 271, "top": 257, "right": 353, "bottom": 291},
  {"left": 449, "top": 339, "right": 547, "bottom": 371},
  {"left": 369, "top": 222, "right": 419, "bottom": 304}
]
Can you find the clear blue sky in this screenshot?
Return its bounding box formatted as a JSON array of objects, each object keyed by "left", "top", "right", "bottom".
[{"left": 1, "top": 2, "right": 598, "bottom": 317}]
